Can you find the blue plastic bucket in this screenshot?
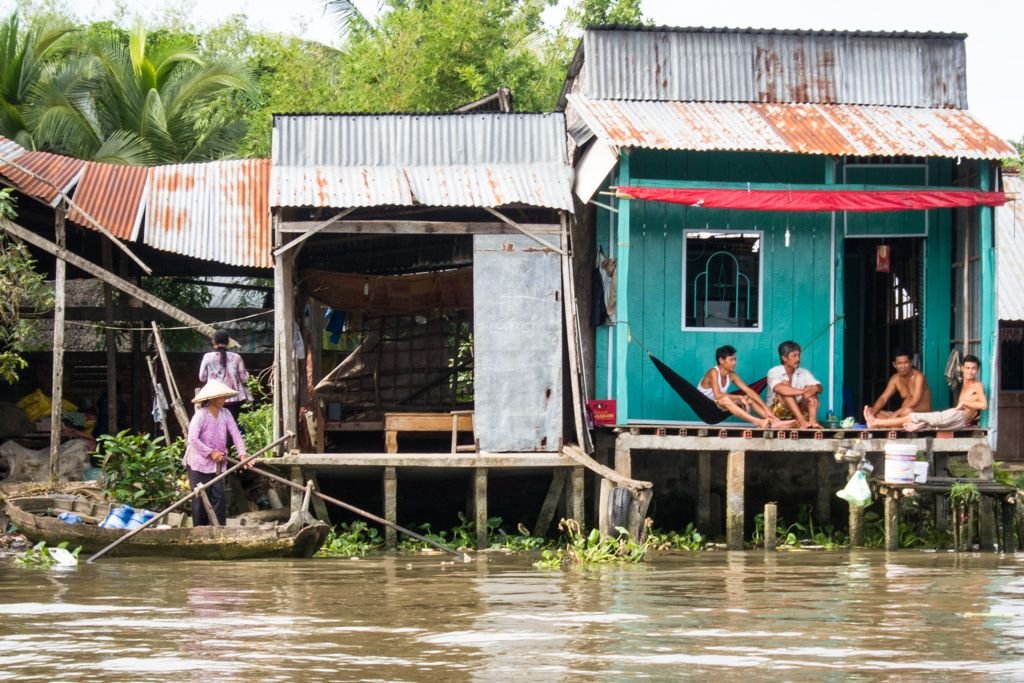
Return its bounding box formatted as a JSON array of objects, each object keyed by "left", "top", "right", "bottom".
[
  {"left": 100, "top": 505, "right": 135, "bottom": 529},
  {"left": 125, "top": 509, "right": 155, "bottom": 530}
]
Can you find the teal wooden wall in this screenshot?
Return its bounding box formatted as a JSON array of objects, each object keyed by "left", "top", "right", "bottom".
[{"left": 594, "top": 150, "right": 963, "bottom": 424}]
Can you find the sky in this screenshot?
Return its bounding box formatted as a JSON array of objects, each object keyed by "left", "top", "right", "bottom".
[{"left": 8, "top": 0, "right": 1022, "bottom": 140}]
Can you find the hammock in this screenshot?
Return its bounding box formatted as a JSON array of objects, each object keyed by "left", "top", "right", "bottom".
[{"left": 648, "top": 353, "right": 768, "bottom": 425}]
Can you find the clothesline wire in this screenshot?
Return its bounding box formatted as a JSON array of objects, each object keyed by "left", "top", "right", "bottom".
[{"left": 61, "top": 308, "right": 273, "bottom": 333}]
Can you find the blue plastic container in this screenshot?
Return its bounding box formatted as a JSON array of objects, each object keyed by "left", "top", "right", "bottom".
[
  {"left": 58, "top": 512, "right": 83, "bottom": 525},
  {"left": 125, "top": 509, "right": 155, "bottom": 530},
  {"left": 99, "top": 505, "right": 134, "bottom": 529}
]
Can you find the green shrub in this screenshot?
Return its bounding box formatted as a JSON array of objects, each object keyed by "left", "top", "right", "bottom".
[{"left": 94, "top": 430, "right": 185, "bottom": 509}]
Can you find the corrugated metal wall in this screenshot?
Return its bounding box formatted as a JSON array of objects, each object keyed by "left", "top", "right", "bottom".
[{"left": 582, "top": 28, "right": 967, "bottom": 108}]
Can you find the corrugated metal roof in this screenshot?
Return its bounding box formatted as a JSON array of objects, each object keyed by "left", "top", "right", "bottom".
[
  {"left": 146, "top": 159, "right": 271, "bottom": 268},
  {"left": 271, "top": 113, "right": 573, "bottom": 210},
  {"left": 997, "top": 174, "right": 1024, "bottom": 322},
  {"left": 579, "top": 27, "right": 967, "bottom": 108},
  {"left": 67, "top": 162, "right": 149, "bottom": 240},
  {"left": 567, "top": 96, "right": 1017, "bottom": 160},
  {"left": 0, "top": 148, "right": 85, "bottom": 206}
]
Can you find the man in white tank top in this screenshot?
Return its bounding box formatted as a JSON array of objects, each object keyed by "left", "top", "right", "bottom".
[{"left": 699, "top": 345, "right": 794, "bottom": 428}]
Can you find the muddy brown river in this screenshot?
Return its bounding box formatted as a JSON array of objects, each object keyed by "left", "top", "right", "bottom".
[{"left": 2, "top": 550, "right": 1023, "bottom": 681}]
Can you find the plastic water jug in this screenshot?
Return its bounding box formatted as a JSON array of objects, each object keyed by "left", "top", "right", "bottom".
[
  {"left": 125, "top": 509, "right": 156, "bottom": 530},
  {"left": 58, "top": 512, "right": 83, "bottom": 525},
  {"left": 99, "top": 505, "right": 135, "bottom": 529}
]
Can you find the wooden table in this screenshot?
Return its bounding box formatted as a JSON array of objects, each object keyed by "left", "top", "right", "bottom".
[{"left": 383, "top": 411, "right": 474, "bottom": 454}]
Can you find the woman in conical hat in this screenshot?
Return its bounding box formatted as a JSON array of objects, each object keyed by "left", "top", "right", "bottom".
[{"left": 182, "top": 380, "right": 247, "bottom": 526}]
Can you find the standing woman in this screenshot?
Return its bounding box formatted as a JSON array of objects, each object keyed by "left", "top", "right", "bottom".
[
  {"left": 199, "top": 330, "right": 253, "bottom": 419},
  {"left": 183, "top": 380, "right": 247, "bottom": 526}
]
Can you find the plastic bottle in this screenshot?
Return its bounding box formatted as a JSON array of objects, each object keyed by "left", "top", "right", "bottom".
[{"left": 58, "top": 512, "right": 83, "bottom": 525}]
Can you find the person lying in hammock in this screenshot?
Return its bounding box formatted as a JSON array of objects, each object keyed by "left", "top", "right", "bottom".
[{"left": 700, "top": 345, "right": 796, "bottom": 429}]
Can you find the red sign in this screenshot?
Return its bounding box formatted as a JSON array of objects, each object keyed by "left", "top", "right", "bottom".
[{"left": 587, "top": 400, "right": 617, "bottom": 426}]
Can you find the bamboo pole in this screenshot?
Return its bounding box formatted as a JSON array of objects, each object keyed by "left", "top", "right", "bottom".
[{"left": 150, "top": 322, "right": 189, "bottom": 434}]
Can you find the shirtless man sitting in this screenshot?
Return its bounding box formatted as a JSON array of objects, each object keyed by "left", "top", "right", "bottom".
[
  {"left": 862, "top": 348, "right": 932, "bottom": 422},
  {"left": 865, "top": 354, "right": 986, "bottom": 432},
  {"left": 766, "top": 340, "right": 823, "bottom": 429},
  {"left": 698, "top": 345, "right": 795, "bottom": 429}
]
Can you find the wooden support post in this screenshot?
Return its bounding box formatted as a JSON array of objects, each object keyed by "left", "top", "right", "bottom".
[
  {"left": 48, "top": 208, "right": 66, "bottom": 485},
  {"left": 1002, "top": 499, "right": 1015, "bottom": 552},
  {"left": 847, "top": 462, "right": 864, "bottom": 547},
  {"left": 884, "top": 492, "right": 899, "bottom": 551},
  {"left": 306, "top": 472, "right": 330, "bottom": 521},
  {"left": 533, "top": 469, "right": 567, "bottom": 538},
  {"left": 764, "top": 502, "right": 777, "bottom": 551},
  {"left": 101, "top": 241, "right": 117, "bottom": 435},
  {"left": 979, "top": 498, "right": 996, "bottom": 551},
  {"left": 816, "top": 453, "right": 831, "bottom": 527},
  {"left": 474, "top": 467, "right": 488, "bottom": 549},
  {"left": 559, "top": 215, "right": 590, "bottom": 452},
  {"left": 275, "top": 241, "right": 298, "bottom": 452},
  {"left": 614, "top": 439, "right": 632, "bottom": 479},
  {"left": 289, "top": 467, "right": 304, "bottom": 515},
  {"left": 597, "top": 477, "right": 612, "bottom": 538},
  {"left": 384, "top": 466, "right": 397, "bottom": 549},
  {"left": 570, "top": 465, "right": 585, "bottom": 526},
  {"left": 934, "top": 452, "right": 949, "bottom": 533},
  {"left": 725, "top": 450, "right": 745, "bottom": 550},
  {"left": 697, "top": 451, "right": 711, "bottom": 533}
]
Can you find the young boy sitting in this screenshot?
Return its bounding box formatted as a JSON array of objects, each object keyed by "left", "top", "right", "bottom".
[{"left": 699, "top": 345, "right": 795, "bottom": 429}]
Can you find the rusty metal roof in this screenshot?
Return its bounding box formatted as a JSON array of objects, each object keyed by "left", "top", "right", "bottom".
[
  {"left": 0, "top": 136, "right": 27, "bottom": 164},
  {"left": 271, "top": 113, "right": 573, "bottom": 211},
  {"left": 0, "top": 146, "right": 85, "bottom": 207},
  {"left": 998, "top": 174, "right": 1024, "bottom": 322},
  {"left": 575, "top": 27, "right": 968, "bottom": 108},
  {"left": 67, "top": 162, "right": 149, "bottom": 240},
  {"left": 567, "top": 96, "right": 1017, "bottom": 160},
  {"left": 146, "top": 159, "right": 271, "bottom": 269}
]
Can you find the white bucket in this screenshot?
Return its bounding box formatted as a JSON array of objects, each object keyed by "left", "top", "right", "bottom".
[
  {"left": 884, "top": 442, "right": 918, "bottom": 484},
  {"left": 913, "top": 461, "right": 929, "bottom": 483}
]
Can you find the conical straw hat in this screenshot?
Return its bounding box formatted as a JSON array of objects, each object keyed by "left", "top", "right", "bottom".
[{"left": 192, "top": 379, "right": 237, "bottom": 404}]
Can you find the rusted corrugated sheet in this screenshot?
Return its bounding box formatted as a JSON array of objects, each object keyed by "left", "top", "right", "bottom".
[
  {"left": 67, "top": 162, "right": 149, "bottom": 240},
  {"left": 581, "top": 27, "right": 967, "bottom": 108},
  {"left": 567, "top": 96, "right": 1017, "bottom": 160},
  {"left": 271, "top": 113, "right": 573, "bottom": 210},
  {"left": 0, "top": 148, "right": 84, "bottom": 206},
  {"left": 997, "top": 174, "right": 1024, "bottom": 321},
  {"left": 146, "top": 159, "right": 271, "bottom": 269}
]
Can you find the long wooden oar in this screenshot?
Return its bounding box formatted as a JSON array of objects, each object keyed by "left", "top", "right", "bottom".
[
  {"left": 225, "top": 456, "right": 472, "bottom": 561},
  {"left": 87, "top": 433, "right": 293, "bottom": 563}
]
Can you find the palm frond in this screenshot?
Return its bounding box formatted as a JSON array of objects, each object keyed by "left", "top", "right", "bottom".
[{"left": 92, "top": 129, "right": 155, "bottom": 166}]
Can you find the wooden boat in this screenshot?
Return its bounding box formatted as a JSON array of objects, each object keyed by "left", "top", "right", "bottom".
[{"left": 4, "top": 495, "right": 330, "bottom": 560}]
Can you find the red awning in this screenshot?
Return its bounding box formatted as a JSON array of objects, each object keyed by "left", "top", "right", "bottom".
[{"left": 617, "top": 186, "right": 1007, "bottom": 212}]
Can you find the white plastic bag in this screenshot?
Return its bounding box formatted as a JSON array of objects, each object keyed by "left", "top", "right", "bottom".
[{"left": 836, "top": 470, "right": 873, "bottom": 508}]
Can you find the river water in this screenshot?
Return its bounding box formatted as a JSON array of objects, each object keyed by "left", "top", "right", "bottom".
[{"left": 2, "top": 550, "right": 1024, "bottom": 681}]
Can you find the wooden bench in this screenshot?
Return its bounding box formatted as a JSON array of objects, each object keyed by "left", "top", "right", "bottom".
[{"left": 384, "top": 411, "right": 475, "bottom": 454}]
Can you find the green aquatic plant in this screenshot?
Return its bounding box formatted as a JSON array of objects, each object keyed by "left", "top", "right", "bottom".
[
  {"left": 490, "top": 523, "right": 550, "bottom": 552},
  {"left": 533, "top": 518, "right": 650, "bottom": 569},
  {"left": 14, "top": 541, "right": 80, "bottom": 568},
  {"left": 648, "top": 523, "right": 705, "bottom": 551},
  {"left": 316, "top": 521, "right": 384, "bottom": 558},
  {"left": 949, "top": 482, "right": 981, "bottom": 507}
]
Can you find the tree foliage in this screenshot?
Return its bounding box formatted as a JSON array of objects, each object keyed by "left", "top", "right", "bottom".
[{"left": 0, "top": 188, "right": 53, "bottom": 383}]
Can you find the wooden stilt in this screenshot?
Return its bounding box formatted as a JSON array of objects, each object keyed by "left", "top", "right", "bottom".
[
  {"left": 570, "top": 465, "right": 585, "bottom": 525},
  {"left": 383, "top": 466, "right": 397, "bottom": 549},
  {"left": 48, "top": 209, "right": 66, "bottom": 485},
  {"left": 884, "top": 492, "right": 899, "bottom": 551},
  {"left": 725, "top": 450, "right": 745, "bottom": 550},
  {"left": 1001, "top": 499, "right": 1015, "bottom": 552},
  {"left": 473, "top": 467, "right": 488, "bottom": 549},
  {"left": 697, "top": 451, "right": 711, "bottom": 533},
  {"left": 764, "top": 502, "right": 777, "bottom": 551},
  {"left": 101, "top": 241, "right": 118, "bottom": 435},
  {"left": 816, "top": 453, "right": 831, "bottom": 527},
  {"left": 597, "top": 477, "right": 612, "bottom": 538},
  {"left": 847, "top": 462, "right": 864, "bottom": 547},
  {"left": 306, "top": 472, "right": 330, "bottom": 521},
  {"left": 533, "top": 469, "right": 567, "bottom": 537},
  {"left": 979, "top": 498, "right": 996, "bottom": 551},
  {"left": 614, "top": 439, "right": 632, "bottom": 479}
]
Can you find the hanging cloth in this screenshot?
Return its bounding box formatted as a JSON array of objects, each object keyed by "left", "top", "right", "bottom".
[{"left": 648, "top": 353, "right": 767, "bottom": 424}]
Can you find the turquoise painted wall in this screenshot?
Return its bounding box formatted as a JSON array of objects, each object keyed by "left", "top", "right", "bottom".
[{"left": 595, "top": 150, "right": 964, "bottom": 424}]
